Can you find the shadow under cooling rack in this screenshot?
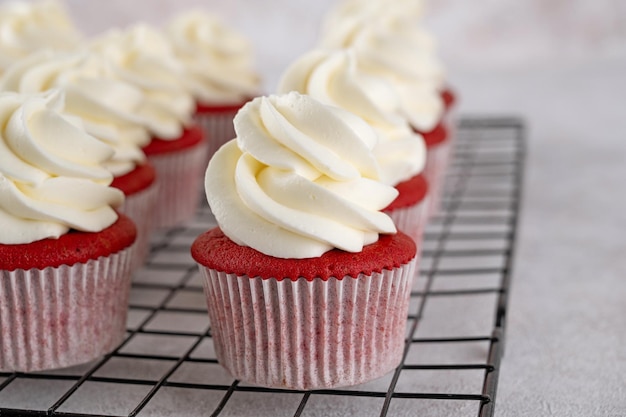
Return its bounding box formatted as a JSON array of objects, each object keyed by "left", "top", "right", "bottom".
[{"left": 0, "top": 116, "right": 526, "bottom": 417}]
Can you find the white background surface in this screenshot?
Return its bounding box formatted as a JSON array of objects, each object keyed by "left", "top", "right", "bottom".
[{"left": 5, "top": 0, "right": 626, "bottom": 415}]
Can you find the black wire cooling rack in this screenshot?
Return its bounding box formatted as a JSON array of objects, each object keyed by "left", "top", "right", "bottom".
[{"left": 0, "top": 116, "right": 525, "bottom": 417}]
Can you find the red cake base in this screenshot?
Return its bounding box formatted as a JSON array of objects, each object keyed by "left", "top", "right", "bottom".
[
  {"left": 111, "top": 162, "right": 156, "bottom": 196},
  {"left": 192, "top": 228, "right": 415, "bottom": 281},
  {"left": 142, "top": 126, "right": 204, "bottom": 156},
  {"left": 0, "top": 214, "right": 136, "bottom": 271}
]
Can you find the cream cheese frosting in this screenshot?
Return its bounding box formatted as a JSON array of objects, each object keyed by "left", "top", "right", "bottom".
[
  {"left": 0, "top": 90, "right": 123, "bottom": 245},
  {"left": 0, "top": 50, "right": 151, "bottom": 177},
  {"left": 205, "top": 92, "right": 398, "bottom": 259},
  {"left": 89, "top": 24, "right": 194, "bottom": 140},
  {"left": 0, "top": 0, "right": 81, "bottom": 75},
  {"left": 319, "top": 5, "right": 445, "bottom": 132},
  {"left": 166, "top": 11, "right": 260, "bottom": 105},
  {"left": 278, "top": 49, "right": 425, "bottom": 186}
]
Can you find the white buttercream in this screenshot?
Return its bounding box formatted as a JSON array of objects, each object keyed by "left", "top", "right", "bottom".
[
  {"left": 0, "top": 0, "right": 81, "bottom": 75},
  {"left": 166, "top": 11, "right": 260, "bottom": 105},
  {"left": 278, "top": 49, "right": 425, "bottom": 186},
  {"left": 0, "top": 50, "right": 151, "bottom": 176},
  {"left": 0, "top": 90, "right": 123, "bottom": 244},
  {"left": 205, "top": 92, "right": 397, "bottom": 259},
  {"left": 320, "top": 4, "right": 445, "bottom": 131},
  {"left": 89, "top": 24, "right": 194, "bottom": 140}
]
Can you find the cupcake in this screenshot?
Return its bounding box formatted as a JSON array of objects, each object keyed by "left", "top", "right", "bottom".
[
  {"left": 191, "top": 92, "right": 418, "bottom": 390},
  {"left": 0, "top": 0, "right": 81, "bottom": 76},
  {"left": 319, "top": 1, "right": 453, "bottom": 216},
  {"left": 0, "top": 90, "right": 136, "bottom": 372},
  {"left": 165, "top": 10, "right": 261, "bottom": 160},
  {"left": 278, "top": 48, "right": 429, "bottom": 243},
  {"left": 0, "top": 50, "right": 158, "bottom": 270}
]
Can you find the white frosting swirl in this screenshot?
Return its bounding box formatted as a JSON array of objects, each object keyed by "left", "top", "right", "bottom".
[
  {"left": 0, "top": 50, "right": 152, "bottom": 176},
  {"left": 166, "top": 11, "right": 260, "bottom": 105},
  {"left": 320, "top": 9, "right": 445, "bottom": 131},
  {"left": 89, "top": 24, "right": 194, "bottom": 140},
  {"left": 205, "top": 92, "right": 398, "bottom": 259},
  {"left": 278, "top": 49, "right": 425, "bottom": 186},
  {"left": 0, "top": 0, "right": 81, "bottom": 75},
  {"left": 0, "top": 90, "right": 124, "bottom": 244}
]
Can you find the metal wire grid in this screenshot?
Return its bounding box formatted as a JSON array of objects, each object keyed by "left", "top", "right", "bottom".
[{"left": 0, "top": 116, "right": 525, "bottom": 417}]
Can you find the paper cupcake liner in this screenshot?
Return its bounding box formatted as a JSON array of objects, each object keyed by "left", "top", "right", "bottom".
[
  {"left": 385, "top": 197, "right": 428, "bottom": 254},
  {"left": 424, "top": 139, "right": 452, "bottom": 217},
  {"left": 198, "top": 259, "right": 417, "bottom": 390},
  {"left": 118, "top": 180, "right": 159, "bottom": 270},
  {"left": 148, "top": 140, "right": 209, "bottom": 229},
  {"left": 194, "top": 111, "right": 238, "bottom": 162},
  {"left": 0, "top": 245, "right": 134, "bottom": 372}
]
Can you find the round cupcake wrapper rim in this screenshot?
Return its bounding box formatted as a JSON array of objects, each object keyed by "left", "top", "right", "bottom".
[
  {"left": 198, "top": 258, "right": 417, "bottom": 390},
  {"left": 0, "top": 244, "right": 135, "bottom": 372}
]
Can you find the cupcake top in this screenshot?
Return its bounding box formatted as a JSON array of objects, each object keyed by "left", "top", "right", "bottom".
[
  {"left": 0, "top": 50, "right": 152, "bottom": 177},
  {"left": 0, "top": 90, "right": 123, "bottom": 245},
  {"left": 0, "top": 0, "right": 81, "bottom": 75},
  {"left": 205, "top": 92, "right": 398, "bottom": 259},
  {"left": 89, "top": 24, "right": 194, "bottom": 140},
  {"left": 319, "top": 2, "right": 444, "bottom": 132},
  {"left": 278, "top": 48, "right": 425, "bottom": 186},
  {"left": 166, "top": 10, "right": 261, "bottom": 105}
]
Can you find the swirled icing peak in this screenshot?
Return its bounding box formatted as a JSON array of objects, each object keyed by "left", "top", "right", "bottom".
[
  {"left": 205, "top": 92, "right": 398, "bottom": 259},
  {"left": 89, "top": 24, "right": 194, "bottom": 140},
  {"left": 0, "top": 90, "right": 124, "bottom": 244},
  {"left": 0, "top": 0, "right": 81, "bottom": 75},
  {"left": 166, "top": 10, "right": 260, "bottom": 105},
  {"left": 278, "top": 48, "right": 426, "bottom": 186}
]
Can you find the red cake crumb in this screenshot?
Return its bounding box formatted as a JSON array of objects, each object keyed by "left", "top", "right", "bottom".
[
  {"left": 111, "top": 162, "right": 156, "bottom": 196},
  {"left": 0, "top": 214, "right": 137, "bottom": 271},
  {"left": 142, "top": 126, "right": 205, "bottom": 156},
  {"left": 191, "top": 227, "right": 416, "bottom": 281},
  {"left": 385, "top": 173, "right": 428, "bottom": 211},
  {"left": 417, "top": 122, "right": 448, "bottom": 148}
]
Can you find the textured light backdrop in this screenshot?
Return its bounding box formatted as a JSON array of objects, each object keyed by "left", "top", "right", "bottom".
[{"left": 55, "top": 0, "right": 626, "bottom": 90}]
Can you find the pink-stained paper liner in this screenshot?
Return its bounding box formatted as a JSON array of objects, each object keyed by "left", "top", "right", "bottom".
[
  {"left": 0, "top": 245, "right": 134, "bottom": 372},
  {"left": 118, "top": 180, "right": 159, "bottom": 271},
  {"left": 385, "top": 197, "right": 429, "bottom": 255},
  {"left": 198, "top": 258, "right": 417, "bottom": 390},
  {"left": 147, "top": 139, "right": 209, "bottom": 229},
  {"left": 194, "top": 110, "right": 238, "bottom": 162},
  {"left": 424, "top": 139, "right": 452, "bottom": 218}
]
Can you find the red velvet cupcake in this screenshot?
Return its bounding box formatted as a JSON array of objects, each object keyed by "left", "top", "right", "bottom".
[
  {"left": 0, "top": 91, "right": 136, "bottom": 372},
  {"left": 192, "top": 93, "right": 419, "bottom": 390},
  {"left": 0, "top": 215, "right": 136, "bottom": 372}
]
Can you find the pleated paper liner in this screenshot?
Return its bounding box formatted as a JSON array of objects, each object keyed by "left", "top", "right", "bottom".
[
  {"left": 0, "top": 245, "right": 134, "bottom": 372},
  {"left": 198, "top": 259, "right": 416, "bottom": 390}
]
